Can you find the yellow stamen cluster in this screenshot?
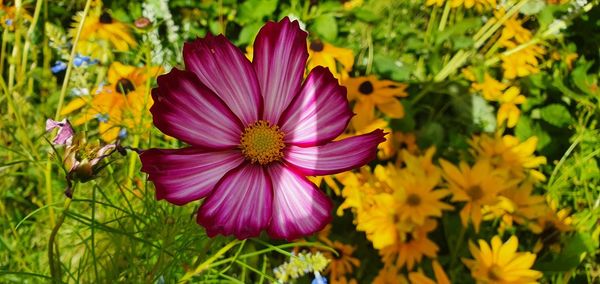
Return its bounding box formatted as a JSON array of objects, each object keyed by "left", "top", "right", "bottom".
[{"left": 240, "top": 120, "right": 285, "bottom": 165}]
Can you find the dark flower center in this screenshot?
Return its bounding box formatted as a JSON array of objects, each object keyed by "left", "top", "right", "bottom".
[
  {"left": 358, "top": 81, "right": 374, "bottom": 95},
  {"left": 99, "top": 12, "right": 113, "bottom": 24},
  {"left": 309, "top": 40, "right": 324, "bottom": 52},
  {"left": 467, "top": 185, "right": 484, "bottom": 201},
  {"left": 406, "top": 193, "right": 421, "bottom": 207},
  {"left": 116, "top": 78, "right": 135, "bottom": 95}
]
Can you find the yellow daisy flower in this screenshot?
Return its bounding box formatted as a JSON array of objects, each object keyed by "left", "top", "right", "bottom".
[
  {"left": 71, "top": 6, "right": 137, "bottom": 58},
  {"left": 343, "top": 75, "right": 408, "bottom": 130},
  {"left": 373, "top": 265, "right": 408, "bottom": 284},
  {"left": 497, "top": 86, "right": 526, "bottom": 128},
  {"left": 381, "top": 219, "right": 440, "bottom": 270},
  {"left": 482, "top": 182, "right": 546, "bottom": 233},
  {"left": 471, "top": 73, "right": 507, "bottom": 101},
  {"left": 529, "top": 198, "right": 573, "bottom": 235},
  {"left": 322, "top": 241, "right": 360, "bottom": 284},
  {"left": 440, "top": 159, "right": 510, "bottom": 232},
  {"left": 470, "top": 134, "right": 547, "bottom": 181},
  {"left": 388, "top": 163, "right": 452, "bottom": 226},
  {"left": 356, "top": 192, "right": 413, "bottom": 249},
  {"left": 407, "top": 260, "right": 451, "bottom": 284},
  {"left": 501, "top": 41, "right": 545, "bottom": 79},
  {"left": 61, "top": 62, "right": 161, "bottom": 142},
  {"left": 308, "top": 39, "right": 354, "bottom": 80},
  {"left": 463, "top": 236, "right": 542, "bottom": 283},
  {"left": 500, "top": 17, "right": 533, "bottom": 45}
]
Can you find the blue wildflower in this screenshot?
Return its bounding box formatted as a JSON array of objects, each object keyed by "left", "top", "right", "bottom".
[
  {"left": 51, "top": 61, "right": 67, "bottom": 74},
  {"left": 95, "top": 113, "right": 109, "bottom": 123}
]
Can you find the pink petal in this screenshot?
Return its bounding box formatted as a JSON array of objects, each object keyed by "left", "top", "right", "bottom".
[
  {"left": 197, "top": 164, "right": 273, "bottom": 239},
  {"left": 183, "top": 34, "right": 262, "bottom": 125},
  {"left": 151, "top": 69, "right": 243, "bottom": 149},
  {"left": 253, "top": 17, "right": 308, "bottom": 123},
  {"left": 279, "top": 66, "right": 353, "bottom": 147},
  {"left": 285, "top": 129, "right": 386, "bottom": 175},
  {"left": 140, "top": 148, "right": 244, "bottom": 205},
  {"left": 45, "top": 118, "right": 74, "bottom": 145},
  {"left": 267, "top": 163, "right": 332, "bottom": 240}
]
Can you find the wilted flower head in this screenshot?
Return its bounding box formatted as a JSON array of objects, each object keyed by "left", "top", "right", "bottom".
[{"left": 46, "top": 118, "right": 124, "bottom": 197}]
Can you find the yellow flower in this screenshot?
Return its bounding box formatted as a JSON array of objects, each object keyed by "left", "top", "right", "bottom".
[
  {"left": 343, "top": 0, "right": 364, "bottom": 10},
  {"left": 500, "top": 17, "right": 532, "bottom": 45},
  {"left": 440, "top": 159, "right": 510, "bottom": 232},
  {"left": 429, "top": 0, "right": 496, "bottom": 10},
  {"left": 529, "top": 198, "right": 573, "bottom": 235},
  {"left": 501, "top": 41, "right": 545, "bottom": 79},
  {"left": 1, "top": 3, "right": 32, "bottom": 30},
  {"left": 356, "top": 192, "right": 412, "bottom": 249},
  {"left": 407, "top": 260, "right": 450, "bottom": 284},
  {"left": 381, "top": 219, "right": 439, "bottom": 270},
  {"left": 322, "top": 241, "right": 360, "bottom": 284},
  {"left": 61, "top": 62, "right": 161, "bottom": 142},
  {"left": 343, "top": 76, "right": 408, "bottom": 130},
  {"left": 309, "top": 175, "right": 342, "bottom": 196},
  {"left": 71, "top": 7, "right": 137, "bottom": 58},
  {"left": 463, "top": 236, "right": 542, "bottom": 283},
  {"left": 497, "top": 86, "right": 526, "bottom": 128},
  {"left": 388, "top": 163, "right": 452, "bottom": 226},
  {"left": 373, "top": 265, "right": 408, "bottom": 284},
  {"left": 471, "top": 73, "right": 507, "bottom": 101},
  {"left": 470, "top": 134, "right": 547, "bottom": 181},
  {"left": 482, "top": 182, "right": 546, "bottom": 233},
  {"left": 308, "top": 39, "right": 354, "bottom": 80},
  {"left": 337, "top": 166, "right": 382, "bottom": 215}
]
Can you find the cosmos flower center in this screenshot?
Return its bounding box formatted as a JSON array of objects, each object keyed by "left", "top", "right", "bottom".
[
  {"left": 406, "top": 193, "right": 422, "bottom": 206},
  {"left": 467, "top": 185, "right": 484, "bottom": 201},
  {"left": 240, "top": 120, "right": 285, "bottom": 165},
  {"left": 99, "top": 12, "right": 113, "bottom": 24},
  {"left": 310, "top": 40, "right": 324, "bottom": 52},
  {"left": 116, "top": 78, "right": 135, "bottom": 94},
  {"left": 358, "top": 81, "right": 374, "bottom": 95}
]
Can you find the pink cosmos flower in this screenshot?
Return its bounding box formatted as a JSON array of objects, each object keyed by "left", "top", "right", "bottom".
[{"left": 140, "top": 17, "right": 385, "bottom": 240}]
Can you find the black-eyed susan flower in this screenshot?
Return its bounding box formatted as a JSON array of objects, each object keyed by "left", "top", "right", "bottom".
[
  {"left": 470, "top": 134, "right": 547, "bottom": 181},
  {"left": 61, "top": 62, "right": 161, "bottom": 142},
  {"left": 381, "top": 219, "right": 440, "bottom": 270},
  {"left": 471, "top": 73, "right": 507, "bottom": 101},
  {"left": 497, "top": 86, "right": 526, "bottom": 128},
  {"left": 71, "top": 6, "right": 137, "bottom": 58},
  {"left": 373, "top": 265, "right": 408, "bottom": 284},
  {"left": 308, "top": 39, "right": 354, "bottom": 80},
  {"left": 463, "top": 236, "right": 542, "bottom": 283},
  {"left": 140, "top": 18, "right": 385, "bottom": 240},
  {"left": 440, "top": 159, "right": 511, "bottom": 232},
  {"left": 391, "top": 166, "right": 453, "bottom": 226},
  {"left": 343, "top": 76, "right": 408, "bottom": 130},
  {"left": 407, "top": 260, "right": 451, "bottom": 284}
]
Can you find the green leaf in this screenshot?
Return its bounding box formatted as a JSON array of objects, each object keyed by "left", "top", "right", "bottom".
[
  {"left": 373, "top": 54, "right": 412, "bottom": 81},
  {"left": 571, "top": 60, "right": 599, "bottom": 96},
  {"left": 539, "top": 104, "right": 573, "bottom": 128},
  {"left": 417, "top": 122, "right": 444, "bottom": 149},
  {"left": 312, "top": 14, "right": 338, "bottom": 41},
  {"left": 353, "top": 8, "right": 380, "bottom": 23},
  {"left": 237, "top": 22, "right": 262, "bottom": 45},
  {"left": 238, "top": 0, "right": 278, "bottom": 24}
]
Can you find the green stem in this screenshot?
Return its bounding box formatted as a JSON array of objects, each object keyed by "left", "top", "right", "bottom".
[
  {"left": 438, "top": 1, "right": 451, "bottom": 31},
  {"left": 54, "top": 0, "right": 92, "bottom": 120},
  {"left": 178, "top": 239, "right": 242, "bottom": 283},
  {"left": 48, "top": 197, "right": 73, "bottom": 283}
]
